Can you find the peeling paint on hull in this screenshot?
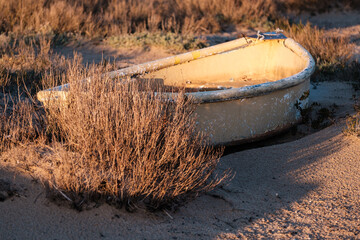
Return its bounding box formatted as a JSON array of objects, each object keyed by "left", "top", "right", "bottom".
[{"left": 37, "top": 33, "right": 315, "bottom": 145}]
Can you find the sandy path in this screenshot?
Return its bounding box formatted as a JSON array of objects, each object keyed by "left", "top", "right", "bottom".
[{"left": 1, "top": 120, "right": 359, "bottom": 239}]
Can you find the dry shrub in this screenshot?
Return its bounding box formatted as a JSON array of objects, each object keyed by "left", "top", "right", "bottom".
[
  {"left": 0, "top": 57, "right": 227, "bottom": 210},
  {"left": 345, "top": 113, "right": 360, "bottom": 137},
  {"left": 0, "top": 0, "right": 45, "bottom": 34},
  {"left": 27, "top": 64, "right": 225, "bottom": 209},
  {"left": 90, "top": 0, "right": 278, "bottom": 34},
  {"left": 236, "top": 0, "right": 277, "bottom": 25},
  {"left": 0, "top": 35, "right": 73, "bottom": 95},
  {"left": 0, "top": 38, "right": 51, "bottom": 74},
  {"left": 45, "top": 1, "right": 92, "bottom": 34},
  {"left": 0, "top": 0, "right": 91, "bottom": 35},
  {"left": 0, "top": 37, "right": 69, "bottom": 153},
  {"left": 0, "top": 97, "right": 46, "bottom": 152}
]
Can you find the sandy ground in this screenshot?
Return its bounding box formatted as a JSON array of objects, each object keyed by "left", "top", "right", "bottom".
[
  {"left": 1, "top": 10, "right": 360, "bottom": 240},
  {"left": 0, "top": 120, "right": 359, "bottom": 239}
]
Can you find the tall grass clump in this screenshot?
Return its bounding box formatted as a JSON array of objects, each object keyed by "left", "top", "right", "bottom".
[
  {"left": 0, "top": 97, "right": 46, "bottom": 152},
  {"left": 0, "top": 35, "right": 70, "bottom": 95},
  {"left": 37, "top": 64, "right": 226, "bottom": 209},
  {"left": 0, "top": 35, "right": 61, "bottom": 152}
]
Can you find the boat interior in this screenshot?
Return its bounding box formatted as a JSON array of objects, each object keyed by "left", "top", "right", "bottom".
[{"left": 143, "top": 39, "right": 308, "bottom": 92}]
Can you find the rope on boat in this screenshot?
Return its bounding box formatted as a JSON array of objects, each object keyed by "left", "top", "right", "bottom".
[
  {"left": 256, "top": 30, "right": 265, "bottom": 41},
  {"left": 256, "top": 28, "right": 284, "bottom": 41}
]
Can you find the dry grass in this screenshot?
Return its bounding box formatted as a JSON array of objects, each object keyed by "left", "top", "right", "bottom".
[
  {"left": 1, "top": 0, "right": 359, "bottom": 39},
  {"left": 0, "top": 0, "right": 286, "bottom": 37},
  {"left": 0, "top": 98, "right": 46, "bottom": 152},
  {"left": 0, "top": 36, "right": 69, "bottom": 152},
  {"left": 0, "top": 34, "right": 72, "bottom": 96},
  {"left": 345, "top": 113, "right": 360, "bottom": 137}
]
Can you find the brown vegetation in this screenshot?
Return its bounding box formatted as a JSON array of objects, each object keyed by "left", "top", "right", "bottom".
[
  {"left": 0, "top": 35, "right": 71, "bottom": 96},
  {"left": 1, "top": 0, "right": 358, "bottom": 38},
  {"left": 43, "top": 66, "right": 225, "bottom": 209},
  {"left": 0, "top": 0, "right": 274, "bottom": 36}
]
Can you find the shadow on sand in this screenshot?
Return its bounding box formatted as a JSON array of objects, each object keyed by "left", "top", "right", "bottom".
[{"left": 167, "top": 122, "right": 347, "bottom": 238}]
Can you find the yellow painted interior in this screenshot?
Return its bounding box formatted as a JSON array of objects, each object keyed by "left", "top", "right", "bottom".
[{"left": 145, "top": 39, "right": 307, "bottom": 90}]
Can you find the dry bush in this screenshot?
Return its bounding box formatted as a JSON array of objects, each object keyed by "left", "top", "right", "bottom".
[
  {"left": 2, "top": 59, "right": 228, "bottom": 210},
  {"left": 0, "top": 35, "right": 73, "bottom": 95},
  {"left": 0, "top": 36, "right": 69, "bottom": 153},
  {"left": 45, "top": 1, "right": 92, "bottom": 34},
  {"left": 40, "top": 66, "right": 226, "bottom": 208},
  {"left": 83, "top": 0, "right": 278, "bottom": 34},
  {"left": 0, "top": 0, "right": 91, "bottom": 35},
  {"left": 0, "top": 97, "right": 46, "bottom": 152},
  {"left": 345, "top": 113, "right": 360, "bottom": 137},
  {"left": 0, "top": 0, "right": 45, "bottom": 34}
]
